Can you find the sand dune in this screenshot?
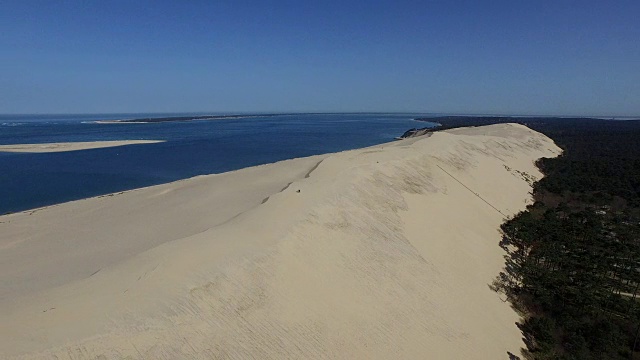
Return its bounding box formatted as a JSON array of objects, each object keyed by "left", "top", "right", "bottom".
[
  {"left": 0, "top": 124, "right": 561, "bottom": 359},
  {"left": 0, "top": 140, "right": 164, "bottom": 153}
]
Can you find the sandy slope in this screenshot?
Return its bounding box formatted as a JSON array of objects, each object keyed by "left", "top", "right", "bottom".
[
  {"left": 0, "top": 140, "right": 164, "bottom": 153},
  {"left": 0, "top": 124, "right": 561, "bottom": 359}
]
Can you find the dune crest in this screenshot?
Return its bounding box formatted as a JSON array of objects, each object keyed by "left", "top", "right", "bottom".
[{"left": 0, "top": 123, "right": 561, "bottom": 359}]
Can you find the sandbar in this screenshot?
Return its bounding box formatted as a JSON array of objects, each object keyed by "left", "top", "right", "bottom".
[{"left": 0, "top": 140, "right": 165, "bottom": 153}]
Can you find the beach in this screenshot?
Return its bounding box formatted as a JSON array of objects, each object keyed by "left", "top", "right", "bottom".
[
  {"left": 0, "top": 123, "right": 561, "bottom": 359},
  {"left": 0, "top": 140, "right": 165, "bottom": 153}
]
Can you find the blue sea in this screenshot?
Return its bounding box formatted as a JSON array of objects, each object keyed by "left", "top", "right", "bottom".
[{"left": 0, "top": 113, "right": 438, "bottom": 213}]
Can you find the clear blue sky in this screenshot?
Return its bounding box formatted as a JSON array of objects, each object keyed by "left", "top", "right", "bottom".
[{"left": 1, "top": 1, "right": 639, "bottom": 116}]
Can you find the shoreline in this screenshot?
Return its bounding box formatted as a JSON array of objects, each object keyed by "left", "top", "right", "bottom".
[
  {"left": 0, "top": 124, "right": 561, "bottom": 358},
  {"left": 0, "top": 138, "right": 401, "bottom": 215},
  {"left": 0, "top": 154, "right": 328, "bottom": 217},
  {"left": 0, "top": 140, "right": 165, "bottom": 153},
  {"left": 1, "top": 114, "right": 439, "bottom": 214}
]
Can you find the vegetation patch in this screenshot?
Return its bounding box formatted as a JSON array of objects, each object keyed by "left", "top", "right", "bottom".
[{"left": 416, "top": 116, "right": 640, "bottom": 359}]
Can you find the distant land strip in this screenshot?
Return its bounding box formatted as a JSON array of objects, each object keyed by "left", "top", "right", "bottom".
[
  {"left": 95, "top": 114, "right": 283, "bottom": 124},
  {"left": 95, "top": 112, "right": 438, "bottom": 124}
]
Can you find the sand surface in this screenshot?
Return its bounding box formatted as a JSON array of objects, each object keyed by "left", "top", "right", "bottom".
[
  {"left": 0, "top": 140, "right": 164, "bottom": 153},
  {"left": 0, "top": 124, "right": 561, "bottom": 359}
]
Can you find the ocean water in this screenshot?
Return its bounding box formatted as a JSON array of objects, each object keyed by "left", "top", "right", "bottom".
[{"left": 0, "top": 113, "right": 437, "bottom": 213}]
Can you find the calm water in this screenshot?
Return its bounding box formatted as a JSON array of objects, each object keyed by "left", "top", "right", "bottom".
[{"left": 0, "top": 113, "right": 437, "bottom": 213}]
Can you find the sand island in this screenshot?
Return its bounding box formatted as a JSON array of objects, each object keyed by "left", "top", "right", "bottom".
[{"left": 0, "top": 140, "right": 165, "bottom": 153}]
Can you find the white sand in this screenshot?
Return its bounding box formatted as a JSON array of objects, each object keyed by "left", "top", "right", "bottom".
[
  {"left": 0, "top": 140, "right": 164, "bottom": 153},
  {"left": 0, "top": 123, "right": 561, "bottom": 359}
]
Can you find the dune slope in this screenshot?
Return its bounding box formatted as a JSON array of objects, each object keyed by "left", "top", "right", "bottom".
[{"left": 0, "top": 123, "right": 561, "bottom": 359}]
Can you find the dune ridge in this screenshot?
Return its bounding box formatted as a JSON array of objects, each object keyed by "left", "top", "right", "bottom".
[{"left": 0, "top": 123, "right": 561, "bottom": 359}]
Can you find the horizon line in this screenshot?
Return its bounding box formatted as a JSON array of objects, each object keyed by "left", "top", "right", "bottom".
[{"left": 1, "top": 111, "right": 639, "bottom": 119}]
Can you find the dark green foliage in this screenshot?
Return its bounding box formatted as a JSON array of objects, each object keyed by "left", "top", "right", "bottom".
[
  {"left": 419, "top": 117, "right": 640, "bottom": 359},
  {"left": 519, "top": 316, "right": 556, "bottom": 355}
]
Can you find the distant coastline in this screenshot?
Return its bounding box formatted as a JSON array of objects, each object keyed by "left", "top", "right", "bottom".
[
  {"left": 95, "top": 113, "right": 282, "bottom": 124},
  {"left": 93, "top": 112, "right": 438, "bottom": 124}
]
